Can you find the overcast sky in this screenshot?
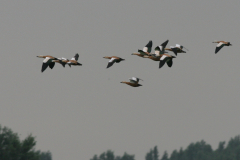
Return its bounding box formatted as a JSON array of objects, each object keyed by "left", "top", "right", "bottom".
[{"left": 1, "top": 1, "right": 240, "bottom": 160}]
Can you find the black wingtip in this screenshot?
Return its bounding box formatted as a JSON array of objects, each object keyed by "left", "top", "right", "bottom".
[
  {"left": 41, "top": 63, "right": 49, "bottom": 72},
  {"left": 159, "top": 61, "right": 165, "bottom": 69},
  {"left": 145, "top": 41, "right": 152, "bottom": 48},
  {"left": 161, "top": 40, "right": 169, "bottom": 48}
]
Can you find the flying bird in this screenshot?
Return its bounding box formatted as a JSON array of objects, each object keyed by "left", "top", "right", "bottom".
[
  {"left": 121, "top": 77, "right": 143, "bottom": 87},
  {"left": 159, "top": 54, "right": 176, "bottom": 68},
  {"left": 165, "top": 44, "right": 188, "bottom": 56},
  {"left": 103, "top": 56, "right": 125, "bottom": 68},
  {"left": 52, "top": 57, "right": 71, "bottom": 68},
  {"left": 37, "top": 55, "right": 58, "bottom": 72},
  {"left": 150, "top": 40, "right": 169, "bottom": 57},
  {"left": 144, "top": 40, "right": 169, "bottom": 61},
  {"left": 213, "top": 41, "right": 232, "bottom": 54},
  {"left": 67, "top": 53, "right": 82, "bottom": 67},
  {"left": 132, "top": 40, "right": 152, "bottom": 57}
]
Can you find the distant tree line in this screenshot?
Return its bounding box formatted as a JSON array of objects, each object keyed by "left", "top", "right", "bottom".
[
  {"left": 90, "top": 135, "right": 240, "bottom": 160},
  {"left": 90, "top": 150, "right": 135, "bottom": 160},
  {"left": 0, "top": 125, "right": 52, "bottom": 160}
]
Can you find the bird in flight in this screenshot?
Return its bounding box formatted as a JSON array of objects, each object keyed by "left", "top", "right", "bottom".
[
  {"left": 37, "top": 55, "right": 59, "bottom": 72},
  {"left": 213, "top": 41, "right": 232, "bottom": 54},
  {"left": 121, "top": 77, "right": 143, "bottom": 87},
  {"left": 103, "top": 56, "right": 125, "bottom": 68}
]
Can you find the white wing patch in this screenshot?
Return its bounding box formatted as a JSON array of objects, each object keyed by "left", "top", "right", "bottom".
[
  {"left": 131, "top": 77, "right": 137, "bottom": 81},
  {"left": 143, "top": 47, "right": 148, "bottom": 52},
  {"left": 159, "top": 46, "right": 163, "bottom": 51},
  {"left": 43, "top": 57, "right": 51, "bottom": 63},
  {"left": 176, "top": 44, "right": 181, "bottom": 48},
  {"left": 109, "top": 58, "right": 116, "bottom": 62},
  {"left": 217, "top": 42, "right": 224, "bottom": 47},
  {"left": 160, "top": 55, "right": 167, "bottom": 60}
]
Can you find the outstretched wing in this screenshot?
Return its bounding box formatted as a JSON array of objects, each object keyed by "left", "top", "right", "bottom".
[
  {"left": 176, "top": 44, "right": 188, "bottom": 52},
  {"left": 132, "top": 77, "right": 139, "bottom": 83},
  {"left": 41, "top": 63, "right": 49, "bottom": 72},
  {"left": 215, "top": 42, "right": 225, "bottom": 54},
  {"left": 159, "top": 55, "right": 169, "bottom": 68},
  {"left": 71, "top": 53, "right": 79, "bottom": 61},
  {"left": 167, "top": 59, "right": 173, "bottom": 67},
  {"left": 41, "top": 57, "right": 51, "bottom": 72},
  {"left": 107, "top": 58, "right": 117, "bottom": 68},
  {"left": 161, "top": 40, "right": 169, "bottom": 49},
  {"left": 171, "top": 47, "right": 178, "bottom": 56},
  {"left": 143, "top": 40, "right": 152, "bottom": 53},
  {"left": 49, "top": 62, "right": 55, "bottom": 69},
  {"left": 129, "top": 79, "right": 137, "bottom": 84},
  {"left": 175, "top": 44, "right": 182, "bottom": 49},
  {"left": 156, "top": 40, "right": 168, "bottom": 56},
  {"left": 129, "top": 77, "right": 138, "bottom": 84}
]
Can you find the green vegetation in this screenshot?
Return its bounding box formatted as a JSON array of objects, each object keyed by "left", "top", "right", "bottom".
[
  {"left": 0, "top": 125, "right": 52, "bottom": 160},
  {"left": 91, "top": 135, "right": 240, "bottom": 160},
  {"left": 90, "top": 150, "right": 135, "bottom": 160}
]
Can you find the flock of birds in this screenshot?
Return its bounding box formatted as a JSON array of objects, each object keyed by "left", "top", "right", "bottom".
[
  {"left": 37, "top": 53, "right": 82, "bottom": 72},
  {"left": 37, "top": 40, "right": 232, "bottom": 87}
]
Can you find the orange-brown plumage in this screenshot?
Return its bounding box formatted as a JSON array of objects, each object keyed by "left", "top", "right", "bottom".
[
  {"left": 103, "top": 56, "right": 125, "bottom": 68},
  {"left": 121, "top": 81, "right": 142, "bottom": 87},
  {"left": 213, "top": 41, "right": 232, "bottom": 54}
]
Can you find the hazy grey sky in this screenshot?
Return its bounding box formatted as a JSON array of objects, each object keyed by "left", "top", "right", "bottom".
[{"left": 1, "top": 1, "right": 240, "bottom": 159}]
